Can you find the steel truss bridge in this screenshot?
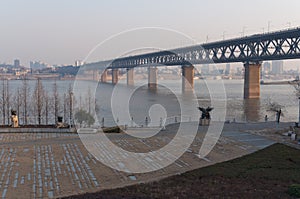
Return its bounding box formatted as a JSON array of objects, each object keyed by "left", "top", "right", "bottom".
[{"left": 84, "top": 28, "right": 300, "bottom": 69}]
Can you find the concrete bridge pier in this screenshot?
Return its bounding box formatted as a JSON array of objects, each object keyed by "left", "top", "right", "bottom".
[
  {"left": 112, "top": 69, "right": 119, "bottom": 84},
  {"left": 92, "top": 70, "right": 99, "bottom": 81},
  {"left": 148, "top": 67, "right": 158, "bottom": 89},
  {"left": 182, "top": 65, "right": 194, "bottom": 92},
  {"left": 101, "top": 69, "right": 108, "bottom": 83},
  {"left": 244, "top": 62, "right": 262, "bottom": 99},
  {"left": 127, "top": 68, "right": 134, "bottom": 86}
]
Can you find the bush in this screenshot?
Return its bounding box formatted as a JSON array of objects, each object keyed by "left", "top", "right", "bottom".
[
  {"left": 74, "top": 109, "right": 95, "bottom": 127},
  {"left": 288, "top": 184, "right": 300, "bottom": 197},
  {"left": 102, "top": 126, "right": 121, "bottom": 133}
]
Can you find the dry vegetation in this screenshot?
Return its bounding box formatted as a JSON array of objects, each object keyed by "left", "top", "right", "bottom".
[{"left": 63, "top": 144, "right": 300, "bottom": 199}]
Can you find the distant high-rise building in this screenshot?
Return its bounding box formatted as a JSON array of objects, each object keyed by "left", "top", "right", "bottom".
[
  {"left": 201, "top": 64, "right": 210, "bottom": 75},
  {"left": 224, "top": 63, "right": 231, "bottom": 75},
  {"left": 236, "top": 67, "right": 243, "bottom": 75},
  {"left": 272, "top": 60, "right": 283, "bottom": 75},
  {"left": 30, "top": 61, "right": 48, "bottom": 70},
  {"left": 263, "top": 62, "right": 271, "bottom": 75},
  {"left": 75, "top": 60, "right": 83, "bottom": 67},
  {"left": 14, "top": 59, "right": 20, "bottom": 68}
]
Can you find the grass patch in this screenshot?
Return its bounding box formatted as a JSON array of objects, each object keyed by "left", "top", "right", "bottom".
[{"left": 288, "top": 184, "right": 300, "bottom": 197}]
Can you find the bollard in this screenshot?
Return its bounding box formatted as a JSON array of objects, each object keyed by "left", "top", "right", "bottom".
[
  {"left": 145, "top": 117, "right": 148, "bottom": 127},
  {"left": 101, "top": 118, "right": 104, "bottom": 128}
]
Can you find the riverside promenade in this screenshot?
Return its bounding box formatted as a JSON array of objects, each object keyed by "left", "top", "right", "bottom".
[{"left": 0, "top": 122, "right": 293, "bottom": 198}]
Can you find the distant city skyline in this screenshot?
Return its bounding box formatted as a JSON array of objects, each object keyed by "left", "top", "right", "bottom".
[{"left": 1, "top": 0, "right": 300, "bottom": 67}]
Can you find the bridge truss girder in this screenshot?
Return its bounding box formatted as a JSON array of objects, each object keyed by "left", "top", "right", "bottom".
[{"left": 84, "top": 28, "right": 300, "bottom": 70}]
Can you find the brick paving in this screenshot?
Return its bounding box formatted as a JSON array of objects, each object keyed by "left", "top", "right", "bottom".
[{"left": 0, "top": 122, "right": 291, "bottom": 198}]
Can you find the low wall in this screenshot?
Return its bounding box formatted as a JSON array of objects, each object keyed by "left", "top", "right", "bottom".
[{"left": 0, "top": 127, "right": 77, "bottom": 133}]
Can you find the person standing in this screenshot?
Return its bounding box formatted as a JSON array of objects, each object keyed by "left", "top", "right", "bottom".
[
  {"left": 276, "top": 109, "right": 282, "bottom": 123},
  {"left": 265, "top": 115, "right": 268, "bottom": 122}
]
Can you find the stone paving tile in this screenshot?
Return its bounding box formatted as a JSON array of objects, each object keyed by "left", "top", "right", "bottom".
[
  {"left": 0, "top": 125, "right": 278, "bottom": 198},
  {"left": 0, "top": 133, "right": 105, "bottom": 198}
]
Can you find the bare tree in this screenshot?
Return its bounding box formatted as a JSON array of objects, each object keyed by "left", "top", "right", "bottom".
[
  {"left": 0, "top": 79, "right": 10, "bottom": 125},
  {"left": 1, "top": 79, "right": 6, "bottom": 125},
  {"left": 6, "top": 80, "right": 10, "bottom": 125},
  {"left": 16, "top": 88, "right": 21, "bottom": 122},
  {"left": 265, "top": 98, "right": 284, "bottom": 112},
  {"left": 11, "top": 87, "right": 22, "bottom": 124},
  {"left": 53, "top": 81, "right": 60, "bottom": 123},
  {"left": 44, "top": 92, "right": 49, "bottom": 125},
  {"left": 12, "top": 88, "right": 22, "bottom": 122},
  {"left": 95, "top": 98, "right": 99, "bottom": 114},
  {"left": 79, "top": 95, "right": 82, "bottom": 110},
  {"left": 22, "top": 78, "right": 30, "bottom": 125},
  {"left": 68, "top": 84, "right": 73, "bottom": 126},
  {"left": 63, "top": 93, "right": 67, "bottom": 123},
  {"left": 265, "top": 98, "right": 285, "bottom": 122},
  {"left": 13, "top": 88, "right": 22, "bottom": 123},
  {"left": 87, "top": 87, "right": 92, "bottom": 115},
  {"left": 33, "top": 78, "right": 44, "bottom": 125},
  {"left": 292, "top": 83, "right": 300, "bottom": 97}
]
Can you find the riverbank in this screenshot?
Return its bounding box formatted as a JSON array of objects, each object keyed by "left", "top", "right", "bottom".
[
  {"left": 61, "top": 121, "right": 294, "bottom": 198},
  {"left": 261, "top": 79, "right": 300, "bottom": 85},
  {"left": 0, "top": 121, "right": 294, "bottom": 198},
  {"left": 63, "top": 143, "right": 300, "bottom": 199}
]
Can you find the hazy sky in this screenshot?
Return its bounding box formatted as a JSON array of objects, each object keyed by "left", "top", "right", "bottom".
[{"left": 1, "top": 0, "right": 300, "bottom": 66}]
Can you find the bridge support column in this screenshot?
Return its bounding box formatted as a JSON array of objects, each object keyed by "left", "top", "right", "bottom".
[
  {"left": 101, "top": 70, "right": 107, "bottom": 83},
  {"left": 92, "top": 70, "right": 99, "bottom": 81},
  {"left": 127, "top": 68, "right": 134, "bottom": 86},
  {"left": 244, "top": 62, "right": 261, "bottom": 99},
  {"left": 148, "top": 67, "right": 157, "bottom": 89},
  {"left": 112, "top": 69, "right": 119, "bottom": 84},
  {"left": 182, "top": 65, "right": 194, "bottom": 92}
]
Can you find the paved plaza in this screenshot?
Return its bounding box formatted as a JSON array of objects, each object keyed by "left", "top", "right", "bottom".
[{"left": 0, "top": 122, "right": 291, "bottom": 198}]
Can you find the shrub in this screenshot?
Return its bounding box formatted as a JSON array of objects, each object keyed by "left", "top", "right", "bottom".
[{"left": 288, "top": 184, "right": 300, "bottom": 197}]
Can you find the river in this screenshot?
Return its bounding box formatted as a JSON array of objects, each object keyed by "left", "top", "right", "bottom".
[{"left": 3, "top": 79, "right": 298, "bottom": 127}]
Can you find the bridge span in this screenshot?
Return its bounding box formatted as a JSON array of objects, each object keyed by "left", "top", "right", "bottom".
[{"left": 82, "top": 28, "right": 300, "bottom": 98}]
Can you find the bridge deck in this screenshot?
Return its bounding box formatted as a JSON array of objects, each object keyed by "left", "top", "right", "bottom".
[{"left": 84, "top": 28, "right": 300, "bottom": 70}]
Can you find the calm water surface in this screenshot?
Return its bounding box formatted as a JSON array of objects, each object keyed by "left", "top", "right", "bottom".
[{"left": 5, "top": 79, "right": 298, "bottom": 126}]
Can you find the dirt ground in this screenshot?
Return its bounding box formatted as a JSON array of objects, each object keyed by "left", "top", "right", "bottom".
[{"left": 62, "top": 143, "right": 300, "bottom": 199}]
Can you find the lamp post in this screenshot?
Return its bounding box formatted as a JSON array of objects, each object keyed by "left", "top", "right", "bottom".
[
  {"left": 69, "top": 92, "right": 73, "bottom": 128},
  {"left": 268, "top": 21, "right": 272, "bottom": 33},
  {"left": 298, "top": 97, "right": 300, "bottom": 125}
]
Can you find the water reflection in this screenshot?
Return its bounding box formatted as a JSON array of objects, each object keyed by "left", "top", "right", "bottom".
[
  {"left": 0, "top": 79, "right": 295, "bottom": 127},
  {"left": 243, "top": 99, "right": 261, "bottom": 122}
]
